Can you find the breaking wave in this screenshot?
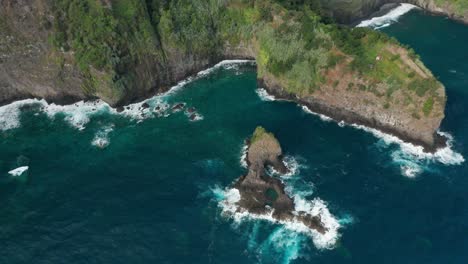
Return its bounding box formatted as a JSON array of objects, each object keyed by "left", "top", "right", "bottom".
[
  {"left": 356, "top": 3, "right": 418, "bottom": 29},
  {"left": 356, "top": 125, "right": 465, "bottom": 164},
  {"left": 300, "top": 105, "right": 332, "bottom": 122},
  {"left": 258, "top": 226, "right": 308, "bottom": 264},
  {"left": 240, "top": 143, "right": 248, "bottom": 168},
  {"left": 247, "top": 86, "right": 463, "bottom": 176},
  {"left": 256, "top": 88, "right": 276, "bottom": 101},
  {"left": 300, "top": 97, "right": 463, "bottom": 175},
  {"left": 213, "top": 186, "right": 342, "bottom": 250},
  {"left": 267, "top": 155, "right": 307, "bottom": 178},
  {"left": 0, "top": 60, "right": 253, "bottom": 131},
  {"left": 91, "top": 125, "right": 114, "bottom": 149},
  {"left": 0, "top": 100, "right": 30, "bottom": 131}
]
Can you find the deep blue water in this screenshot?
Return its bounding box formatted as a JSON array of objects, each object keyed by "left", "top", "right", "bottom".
[{"left": 0, "top": 10, "right": 467, "bottom": 264}]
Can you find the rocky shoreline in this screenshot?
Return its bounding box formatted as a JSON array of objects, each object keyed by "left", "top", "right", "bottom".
[
  {"left": 0, "top": 56, "right": 255, "bottom": 109},
  {"left": 326, "top": 0, "right": 468, "bottom": 25},
  {"left": 257, "top": 78, "right": 447, "bottom": 153},
  {"left": 231, "top": 127, "right": 327, "bottom": 234},
  {"left": 1, "top": 59, "right": 447, "bottom": 153}
]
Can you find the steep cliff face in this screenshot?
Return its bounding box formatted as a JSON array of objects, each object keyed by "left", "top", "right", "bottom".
[
  {"left": 0, "top": 0, "right": 447, "bottom": 150},
  {"left": 321, "top": 0, "right": 468, "bottom": 24},
  {"left": 0, "top": 0, "right": 86, "bottom": 105}
]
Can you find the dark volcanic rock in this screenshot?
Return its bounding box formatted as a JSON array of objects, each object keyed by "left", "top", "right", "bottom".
[
  {"left": 232, "top": 127, "right": 326, "bottom": 234},
  {"left": 187, "top": 107, "right": 196, "bottom": 114},
  {"left": 172, "top": 103, "right": 185, "bottom": 112},
  {"left": 141, "top": 102, "right": 150, "bottom": 109}
]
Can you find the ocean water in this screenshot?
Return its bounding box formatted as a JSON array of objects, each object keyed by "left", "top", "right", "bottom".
[{"left": 0, "top": 10, "right": 467, "bottom": 264}]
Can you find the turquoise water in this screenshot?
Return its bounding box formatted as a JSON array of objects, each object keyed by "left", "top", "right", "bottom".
[{"left": 1, "top": 10, "right": 467, "bottom": 263}]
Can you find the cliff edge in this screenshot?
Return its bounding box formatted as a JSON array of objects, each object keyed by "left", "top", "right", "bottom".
[{"left": 0, "top": 0, "right": 447, "bottom": 151}]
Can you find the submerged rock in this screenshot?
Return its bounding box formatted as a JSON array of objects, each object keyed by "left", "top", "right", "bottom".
[
  {"left": 172, "top": 103, "right": 185, "bottom": 112},
  {"left": 187, "top": 107, "right": 196, "bottom": 114},
  {"left": 232, "top": 127, "right": 326, "bottom": 234},
  {"left": 141, "top": 102, "right": 150, "bottom": 109}
]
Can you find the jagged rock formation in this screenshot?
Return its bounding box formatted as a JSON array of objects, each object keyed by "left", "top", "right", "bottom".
[
  {"left": 233, "top": 127, "right": 326, "bottom": 234},
  {"left": 0, "top": 0, "right": 449, "bottom": 150}
]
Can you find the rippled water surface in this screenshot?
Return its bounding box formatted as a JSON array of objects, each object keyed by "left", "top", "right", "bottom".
[{"left": 0, "top": 10, "right": 467, "bottom": 264}]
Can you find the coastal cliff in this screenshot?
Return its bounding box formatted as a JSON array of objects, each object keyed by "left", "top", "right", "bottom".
[{"left": 0, "top": 0, "right": 447, "bottom": 150}]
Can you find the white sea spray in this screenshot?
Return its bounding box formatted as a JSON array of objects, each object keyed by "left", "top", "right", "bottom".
[
  {"left": 356, "top": 3, "right": 418, "bottom": 29},
  {"left": 300, "top": 105, "right": 332, "bottom": 122},
  {"left": 240, "top": 143, "right": 248, "bottom": 168},
  {"left": 0, "top": 60, "right": 254, "bottom": 131},
  {"left": 0, "top": 99, "right": 41, "bottom": 131},
  {"left": 256, "top": 88, "right": 276, "bottom": 101},
  {"left": 213, "top": 185, "right": 342, "bottom": 250},
  {"left": 91, "top": 124, "right": 114, "bottom": 148}
]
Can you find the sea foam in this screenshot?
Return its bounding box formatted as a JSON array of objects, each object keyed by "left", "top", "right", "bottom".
[
  {"left": 356, "top": 3, "right": 418, "bottom": 29},
  {"left": 214, "top": 186, "right": 342, "bottom": 250},
  {"left": 0, "top": 99, "right": 39, "bottom": 131},
  {"left": 91, "top": 125, "right": 114, "bottom": 148},
  {"left": 0, "top": 60, "right": 254, "bottom": 131},
  {"left": 300, "top": 105, "right": 332, "bottom": 122},
  {"left": 256, "top": 88, "right": 276, "bottom": 101},
  {"left": 251, "top": 86, "right": 464, "bottom": 176},
  {"left": 258, "top": 226, "right": 307, "bottom": 264},
  {"left": 240, "top": 143, "right": 249, "bottom": 168}
]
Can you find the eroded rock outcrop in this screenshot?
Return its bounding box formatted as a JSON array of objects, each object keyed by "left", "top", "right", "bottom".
[
  {"left": 232, "top": 127, "right": 326, "bottom": 234},
  {"left": 0, "top": 0, "right": 447, "bottom": 151}
]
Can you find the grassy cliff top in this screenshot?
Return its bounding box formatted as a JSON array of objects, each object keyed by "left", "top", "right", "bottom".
[
  {"left": 46, "top": 0, "right": 445, "bottom": 118},
  {"left": 250, "top": 126, "right": 277, "bottom": 145}
]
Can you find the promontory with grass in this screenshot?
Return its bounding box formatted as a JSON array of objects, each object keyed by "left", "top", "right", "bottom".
[
  {"left": 233, "top": 126, "right": 326, "bottom": 234},
  {"left": 0, "top": 0, "right": 453, "bottom": 150}
]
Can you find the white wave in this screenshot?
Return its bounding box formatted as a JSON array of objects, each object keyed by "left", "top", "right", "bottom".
[
  {"left": 0, "top": 60, "right": 254, "bottom": 131},
  {"left": 8, "top": 166, "right": 29, "bottom": 176},
  {"left": 189, "top": 113, "right": 204, "bottom": 122},
  {"left": 259, "top": 226, "right": 306, "bottom": 264},
  {"left": 401, "top": 165, "right": 421, "bottom": 178},
  {"left": 240, "top": 143, "right": 248, "bottom": 168},
  {"left": 267, "top": 155, "right": 306, "bottom": 178},
  {"left": 0, "top": 99, "right": 39, "bottom": 131},
  {"left": 300, "top": 105, "right": 332, "bottom": 122},
  {"left": 283, "top": 156, "right": 301, "bottom": 177},
  {"left": 256, "top": 88, "right": 276, "bottom": 101},
  {"left": 0, "top": 98, "right": 113, "bottom": 131},
  {"left": 294, "top": 100, "right": 464, "bottom": 169},
  {"left": 214, "top": 186, "right": 341, "bottom": 250},
  {"left": 352, "top": 124, "right": 464, "bottom": 166},
  {"left": 44, "top": 100, "right": 113, "bottom": 130},
  {"left": 91, "top": 125, "right": 114, "bottom": 148},
  {"left": 356, "top": 3, "right": 418, "bottom": 29},
  {"left": 374, "top": 22, "right": 392, "bottom": 30},
  {"left": 197, "top": 60, "right": 255, "bottom": 77}
]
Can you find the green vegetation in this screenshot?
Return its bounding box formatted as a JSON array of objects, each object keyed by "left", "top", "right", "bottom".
[
  {"left": 251, "top": 126, "right": 276, "bottom": 144},
  {"left": 435, "top": 0, "right": 468, "bottom": 16},
  {"left": 46, "top": 0, "right": 443, "bottom": 115},
  {"left": 423, "top": 97, "right": 434, "bottom": 116}
]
